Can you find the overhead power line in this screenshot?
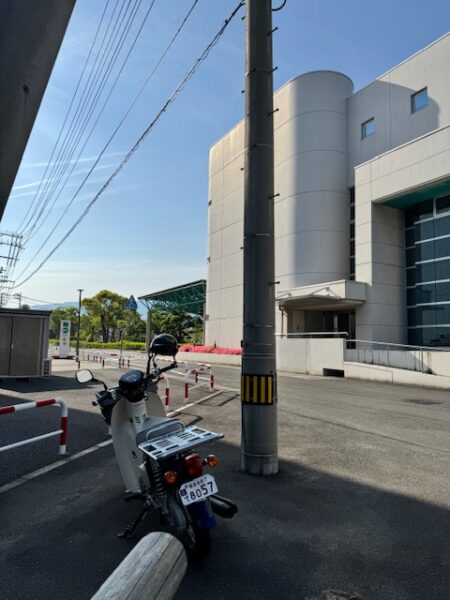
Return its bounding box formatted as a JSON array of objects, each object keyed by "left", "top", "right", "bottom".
[
  {"left": 20, "top": 0, "right": 130, "bottom": 236},
  {"left": 17, "top": 0, "right": 120, "bottom": 236},
  {"left": 14, "top": 0, "right": 113, "bottom": 234},
  {"left": 20, "top": 0, "right": 142, "bottom": 240},
  {"left": 24, "top": 0, "right": 157, "bottom": 245},
  {"left": 21, "top": 295, "right": 56, "bottom": 305},
  {"left": 13, "top": 0, "right": 205, "bottom": 285},
  {"left": 272, "top": 0, "right": 287, "bottom": 11},
  {"left": 13, "top": 0, "right": 244, "bottom": 289},
  {"left": 8, "top": 0, "right": 139, "bottom": 288}
]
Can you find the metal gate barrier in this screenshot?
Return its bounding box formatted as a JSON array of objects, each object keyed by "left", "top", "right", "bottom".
[{"left": 0, "top": 397, "right": 68, "bottom": 455}]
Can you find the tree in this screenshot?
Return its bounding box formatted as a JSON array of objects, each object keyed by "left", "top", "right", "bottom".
[
  {"left": 81, "top": 290, "right": 146, "bottom": 343},
  {"left": 124, "top": 311, "right": 146, "bottom": 341},
  {"left": 79, "top": 313, "right": 101, "bottom": 342},
  {"left": 82, "top": 290, "right": 126, "bottom": 342},
  {"left": 50, "top": 306, "right": 78, "bottom": 339},
  {"left": 151, "top": 309, "right": 202, "bottom": 343}
]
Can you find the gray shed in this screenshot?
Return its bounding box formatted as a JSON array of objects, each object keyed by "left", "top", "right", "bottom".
[{"left": 0, "top": 308, "right": 51, "bottom": 378}]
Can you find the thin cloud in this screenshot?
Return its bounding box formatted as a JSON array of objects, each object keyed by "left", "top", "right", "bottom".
[
  {"left": 11, "top": 180, "right": 139, "bottom": 205},
  {"left": 21, "top": 151, "right": 125, "bottom": 170},
  {"left": 10, "top": 163, "right": 118, "bottom": 195}
]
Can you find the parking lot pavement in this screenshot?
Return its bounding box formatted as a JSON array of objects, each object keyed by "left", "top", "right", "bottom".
[
  {"left": 0, "top": 362, "right": 213, "bottom": 487},
  {"left": 1, "top": 367, "right": 449, "bottom": 599}
]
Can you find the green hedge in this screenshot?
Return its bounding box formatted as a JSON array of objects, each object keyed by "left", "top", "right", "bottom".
[{"left": 48, "top": 339, "right": 146, "bottom": 351}]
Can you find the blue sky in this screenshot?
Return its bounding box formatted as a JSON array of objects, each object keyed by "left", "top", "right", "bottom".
[{"left": 2, "top": 0, "right": 450, "bottom": 305}]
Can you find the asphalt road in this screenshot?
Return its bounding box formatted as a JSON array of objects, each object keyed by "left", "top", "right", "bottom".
[
  {"left": 1, "top": 365, "right": 449, "bottom": 599},
  {"left": 0, "top": 360, "right": 210, "bottom": 486}
]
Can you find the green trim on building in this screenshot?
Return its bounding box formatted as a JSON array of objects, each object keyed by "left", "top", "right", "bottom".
[
  {"left": 383, "top": 180, "right": 450, "bottom": 210},
  {"left": 139, "top": 280, "right": 206, "bottom": 316}
]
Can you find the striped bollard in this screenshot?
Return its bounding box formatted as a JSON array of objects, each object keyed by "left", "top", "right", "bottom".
[
  {"left": 165, "top": 380, "right": 170, "bottom": 409},
  {"left": 60, "top": 406, "right": 68, "bottom": 454},
  {"left": 184, "top": 370, "right": 189, "bottom": 401},
  {"left": 159, "top": 377, "right": 170, "bottom": 412}
]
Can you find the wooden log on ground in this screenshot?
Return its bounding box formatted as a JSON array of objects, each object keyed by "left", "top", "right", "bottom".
[{"left": 91, "top": 532, "right": 187, "bottom": 600}]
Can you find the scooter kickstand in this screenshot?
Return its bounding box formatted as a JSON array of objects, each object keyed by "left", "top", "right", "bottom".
[{"left": 117, "top": 504, "right": 150, "bottom": 539}]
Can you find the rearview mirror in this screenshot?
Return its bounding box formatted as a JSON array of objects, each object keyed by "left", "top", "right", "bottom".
[{"left": 76, "top": 369, "right": 94, "bottom": 384}]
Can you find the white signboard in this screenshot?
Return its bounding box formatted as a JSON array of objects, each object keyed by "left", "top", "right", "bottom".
[{"left": 59, "top": 320, "right": 71, "bottom": 358}]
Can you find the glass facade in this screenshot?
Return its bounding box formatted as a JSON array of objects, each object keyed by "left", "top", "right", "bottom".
[{"left": 406, "top": 194, "right": 450, "bottom": 346}]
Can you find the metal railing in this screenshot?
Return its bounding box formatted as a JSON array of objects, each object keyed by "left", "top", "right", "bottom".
[
  {"left": 82, "top": 352, "right": 216, "bottom": 403},
  {"left": 345, "top": 339, "right": 450, "bottom": 374},
  {"left": 276, "top": 331, "right": 349, "bottom": 339},
  {"left": 0, "top": 397, "right": 68, "bottom": 454}
]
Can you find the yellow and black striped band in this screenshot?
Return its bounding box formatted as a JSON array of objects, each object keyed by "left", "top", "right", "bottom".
[{"left": 241, "top": 374, "right": 275, "bottom": 405}]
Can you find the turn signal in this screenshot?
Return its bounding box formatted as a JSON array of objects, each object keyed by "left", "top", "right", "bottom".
[
  {"left": 206, "top": 454, "right": 218, "bottom": 468},
  {"left": 164, "top": 471, "right": 177, "bottom": 485}
]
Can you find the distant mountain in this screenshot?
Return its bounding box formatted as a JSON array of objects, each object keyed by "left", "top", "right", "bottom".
[{"left": 30, "top": 302, "right": 78, "bottom": 311}]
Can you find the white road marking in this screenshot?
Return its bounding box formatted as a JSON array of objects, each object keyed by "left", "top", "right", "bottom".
[
  {"left": 168, "top": 389, "right": 225, "bottom": 415},
  {"left": 0, "top": 389, "right": 230, "bottom": 495},
  {"left": 0, "top": 439, "right": 113, "bottom": 494}
]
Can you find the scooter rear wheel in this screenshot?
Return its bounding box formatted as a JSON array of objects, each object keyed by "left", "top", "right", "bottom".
[
  {"left": 166, "top": 495, "right": 212, "bottom": 561},
  {"left": 183, "top": 523, "right": 211, "bottom": 562}
]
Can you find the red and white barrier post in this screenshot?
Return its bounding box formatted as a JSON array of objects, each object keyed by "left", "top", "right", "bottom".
[
  {"left": 0, "top": 397, "right": 68, "bottom": 455},
  {"left": 184, "top": 364, "right": 214, "bottom": 400},
  {"left": 184, "top": 370, "right": 190, "bottom": 401},
  {"left": 159, "top": 376, "right": 170, "bottom": 412}
]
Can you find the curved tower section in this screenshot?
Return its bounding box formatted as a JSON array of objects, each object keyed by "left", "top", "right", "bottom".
[{"left": 274, "top": 71, "right": 354, "bottom": 289}]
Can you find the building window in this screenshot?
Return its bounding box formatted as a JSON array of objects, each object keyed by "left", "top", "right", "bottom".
[
  {"left": 411, "top": 88, "right": 428, "bottom": 113},
  {"left": 436, "top": 194, "right": 450, "bottom": 215},
  {"left": 406, "top": 194, "right": 450, "bottom": 346},
  {"left": 361, "top": 118, "right": 375, "bottom": 139},
  {"left": 349, "top": 187, "right": 355, "bottom": 280}
]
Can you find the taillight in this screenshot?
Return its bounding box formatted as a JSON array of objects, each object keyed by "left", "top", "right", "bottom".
[{"left": 184, "top": 453, "right": 203, "bottom": 478}]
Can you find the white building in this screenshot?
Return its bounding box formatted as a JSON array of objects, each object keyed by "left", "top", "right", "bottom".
[{"left": 205, "top": 32, "right": 450, "bottom": 354}]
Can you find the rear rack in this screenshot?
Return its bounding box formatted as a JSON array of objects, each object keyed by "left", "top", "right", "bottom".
[{"left": 138, "top": 426, "right": 223, "bottom": 460}]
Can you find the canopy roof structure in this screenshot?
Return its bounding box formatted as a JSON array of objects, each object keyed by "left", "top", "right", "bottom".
[
  {"left": 139, "top": 280, "right": 206, "bottom": 316},
  {"left": 276, "top": 280, "right": 367, "bottom": 311}
]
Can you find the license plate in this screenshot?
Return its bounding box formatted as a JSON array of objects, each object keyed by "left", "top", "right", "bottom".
[{"left": 179, "top": 474, "right": 218, "bottom": 506}]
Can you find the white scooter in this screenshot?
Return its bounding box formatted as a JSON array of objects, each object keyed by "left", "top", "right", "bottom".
[{"left": 76, "top": 334, "right": 237, "bottom": 560}]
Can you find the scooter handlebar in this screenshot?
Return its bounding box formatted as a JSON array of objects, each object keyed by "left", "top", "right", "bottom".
[
  {"left": 158, "top": 362, "right": 178, "bottom": 374},
  {"left": 144, "top": 361, "right": 178, "bottom": 384}
]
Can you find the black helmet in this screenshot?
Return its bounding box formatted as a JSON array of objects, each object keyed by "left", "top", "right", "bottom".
[{"left": 149, "top": 333, "right": 178, "bottom": 357}]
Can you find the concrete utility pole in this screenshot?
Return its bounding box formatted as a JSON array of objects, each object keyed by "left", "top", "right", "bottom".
[
  {"left": 146, "top": 310, "right": 152, "bottom": 351},
  {"left": 241, "top": 0, "right": 278, "bottom": 475}
]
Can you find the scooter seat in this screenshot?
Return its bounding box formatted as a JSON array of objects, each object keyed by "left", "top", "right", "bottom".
[{"left": 135, "top": 416, "right": 184, "bottom": 446}]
